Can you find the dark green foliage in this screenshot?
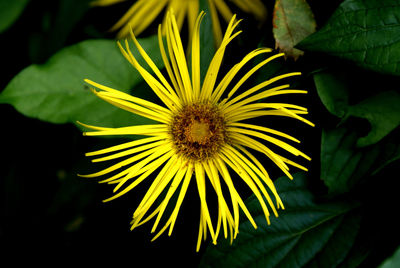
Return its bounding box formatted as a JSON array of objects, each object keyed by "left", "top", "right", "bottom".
[
  {"left": 200, "top": 173, "right": 361, "bottom": 268},
  {"left": 0, "top": 37, "right": 162, "bottom": 129},
  {"left": 1, "top": 0, "right": 399, "bottom": 266},
  {"left": 299, "top": 0, "right": 400, "bottom": 76},
  {"left": 0, "top": 0, "right": 30, "bottom": 33}
]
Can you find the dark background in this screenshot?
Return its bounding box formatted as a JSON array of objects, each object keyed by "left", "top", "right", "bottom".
[{"left": 2, "top": 0, "right": 398, "bottom": 267}]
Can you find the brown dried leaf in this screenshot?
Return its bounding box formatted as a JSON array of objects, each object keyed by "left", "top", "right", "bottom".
[{"left": 273, "top": 0, "right": 316, "bottom": 60}]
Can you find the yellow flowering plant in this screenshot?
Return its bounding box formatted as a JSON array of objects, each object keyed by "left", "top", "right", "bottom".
[
  {"left": 91, "top": 0, "right": 266, "bottom": 44},
  {"left": 79, "top": 11, "right": 313, "bottom": 251},
  {"left": 2, "top": 0, "right": 399, "bottom": 266}
]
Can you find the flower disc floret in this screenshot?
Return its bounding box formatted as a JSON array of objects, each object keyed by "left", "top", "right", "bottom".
[{"left": 170, "top": 103, "right": 227, "bottom": 161}]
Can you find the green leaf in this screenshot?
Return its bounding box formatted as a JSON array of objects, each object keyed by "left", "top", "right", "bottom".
[
  {"left": 371, "top": 136, "right": 400, "bottom": 176},
  {"left": 0, "top": 0, "right": 30, "bottom": 33},
  {"left": 314, "top": 70, "right": 400, "bottom": 147},
  {"left": 321, "top": 126, "right": 400, "bottom": 195},
  {"left": 346, "top": 90, "right": 400, "bottom": 147},
  {"left": 200, "top": 172, "right": 361, "bottom": 268},
  {"left": 378, "top": 246, "right": 400, "bottom": 268},
  {"left": 298, "top": 0, "right": 400, "bottom": 76},
  {"left": 321, "top": 127, "right": 376, "bottom": 195},
  {"left": 306, "top": 211, "right": 363, "bottom": 268},
  {"left": 0, "top": 36, "right": 162, "bottom": 129},
  {"left": 313, "top": 71, "right": 350, "bottom": 118},
  {"left": 272, "top": 0, "right": 316, "bottom": 60}
]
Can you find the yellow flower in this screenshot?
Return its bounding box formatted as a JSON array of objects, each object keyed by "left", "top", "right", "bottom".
[
  {"left": 80, "top": 11, "right": 313, "bottom": 251},
  {"left": 91, "top": 0, "right": 267, "bottom": 44}
]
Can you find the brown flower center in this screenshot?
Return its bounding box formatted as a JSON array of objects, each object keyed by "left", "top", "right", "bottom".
[{"left": 170, "top": 103, "right": 227, "bottom": 161}]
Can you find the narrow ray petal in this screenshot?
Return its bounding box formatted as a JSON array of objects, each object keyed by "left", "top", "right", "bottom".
[
  {"left": 91, "top": 140, "right": 166, "bottom": 163},
  {"left": 112, "top": 144, "right": 174, "bottom": 192},
  {"left": 85, "top": 136, "right": 164, "bottom": 157},
  {"left": 228, "top": 127, "right": 311, "bottom": 160},
  {"left": 128, "top": 29, "right": 179, "bottom": 101},
  {"left": 211, "top": 48, "right": 274, "bottom": 103},
  {"left": 191, "top": 11, "right": 205, "bottom": 99},
  {"left": 80, "top": 143, "right": 169, "bottom": 179},
  {"left": 109, "top": 0, "right": 148, "bottom": 31},
  {"left": 167, "top": 11, "right": 193, "bottom": 95},
  {"left": 83, "top": 124, "right": 168, "bottom": 137},
  {"left": 133, "top": 155, "right": 180, "bottom": 219},
  {"left": 104, "top": 150, "right": 175, "bottom": 203},
  {"left": 226, "top": 107, "right": 309, "bottom": 123},
  {"left": 220, "top": 148, "right": 272, "bottom": 224},
  {"left": 195, "top": 162, "right": 216, "bottom": 244},
  {"left": 200, "top": 15, "right": 242, "bottom": 101},
  {"left": 223, "top": 53, "right": 285, "bottom": 103},
  {"left": 221, "top": 72, "right": 302, "bottom": 110},
  {"left": 222, "top": 145, "right": 279, "bottom": 217},
  {"left": 230, "top": 132, "right": 294, "bottom": 179},
  {"left": 214, "top": 157, "right": 257, "bottom": 236},
  {"left": 213, "top": 0, "right": 234, "bottom": 22},
  {"left": 114, "top": 0, "right": 169, "bottom": 38},
  {"left": 229, "top": 122, "right": 300, "bottom": 143},
  {"left": 234, "top": 144, "right": 284, "bottom": 209},
  {"left": 118, "top": 40, "right": 180, "bottom": 110},
  {"left": 150, "top": 163, "right": 187, "bottom": 233}
]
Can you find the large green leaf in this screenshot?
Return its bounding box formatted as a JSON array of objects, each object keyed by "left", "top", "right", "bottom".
[
  {"left": 0, "top": 36, "right": 162, "bottom": 129},
  {"left": 379, "top": 246, "right": 400, "bottom": 268},
  {"left": 0, "top": 0, "right": 30, "bottom": 33},
  {"left": 273, "top": 0, "right": 316, "bottom": 60},
  {"left": 298, "top": 0, "right": 400, "bottom": 76},
  {"left": 200, "top": 172, "right": 361, "bottom": 268},
  {"left": 314, "top": 71, "right": 400, "bottom": 147},
  {"left": 320, "top": 126, "right": 400, "bottom": 195},
  {"left": 316, "top": 71, "right": 400, "bottom": 195},
  {"left": 313, "top": 71, "right": 350, "bottom": 118},
  {"left": 346, "top": 91, "right": 400, "bottom": 147}
]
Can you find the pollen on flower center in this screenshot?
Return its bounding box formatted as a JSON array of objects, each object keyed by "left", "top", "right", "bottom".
[
  {"left": 170, "top": 103, "right": 227, "bottom": 161},
  {"left": 187, "top": 121, "right": 209, "bottom": 143}
]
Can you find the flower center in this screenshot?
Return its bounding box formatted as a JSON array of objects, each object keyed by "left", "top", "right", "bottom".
[
  {"left": 187, "top": 121, "right": 210, "bottom": 143},
  {"left": 170, "top": 103, "right": 227, "bottom": 161}
]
